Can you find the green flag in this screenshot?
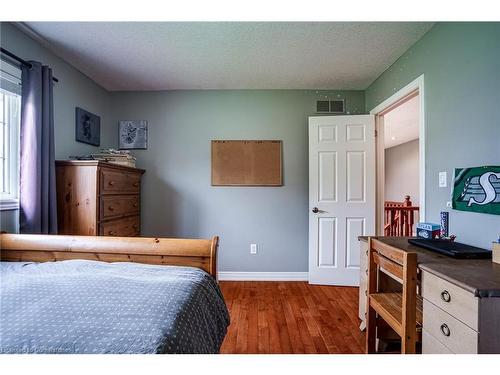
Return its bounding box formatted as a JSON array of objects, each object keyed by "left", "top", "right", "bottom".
[{"left": 452, "top": 166, "right": 500, "bottom": 215}]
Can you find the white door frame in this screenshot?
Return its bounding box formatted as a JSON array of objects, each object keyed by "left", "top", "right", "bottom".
[{"left": 369, "top": 74, "right": 426, "bottom": 235}]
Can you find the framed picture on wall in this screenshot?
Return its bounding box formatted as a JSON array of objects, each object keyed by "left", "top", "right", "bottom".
[
  {"left": 119, "top": 120, "right": 148, "bottom": 149},
  {"left": 75, "top": 107, "right": 100, "bottom": 146}
]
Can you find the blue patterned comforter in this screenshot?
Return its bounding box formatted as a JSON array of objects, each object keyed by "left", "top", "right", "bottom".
[{"left": 0, "top": 260, "right": 229, "bottom": 354}]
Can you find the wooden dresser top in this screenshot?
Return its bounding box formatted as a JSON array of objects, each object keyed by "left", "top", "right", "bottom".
[
  {"left": 56, "top": 160, "right": 145, "bottom": 174},
  {"left": 359, "top": 236, "right": 500, "bottom": 298}
]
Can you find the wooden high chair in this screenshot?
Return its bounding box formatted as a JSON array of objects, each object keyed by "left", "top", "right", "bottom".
[{"left": 366, "top": 237, "right": 422, "bottom": 354}]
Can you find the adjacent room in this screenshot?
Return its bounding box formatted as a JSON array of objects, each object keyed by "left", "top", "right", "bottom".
[
  {"left": 1, "top": 16, "right": 499, "bottom": 360},
  {"left": 382, "top": 92, "right": 421, "bottom": 236}
]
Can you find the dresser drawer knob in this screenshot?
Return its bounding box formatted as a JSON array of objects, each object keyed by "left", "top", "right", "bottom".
[
  {"left": 108, "top": 181, "right": 115, "bottom": 186},
  {"left": 108, "top": 230, "right": 115, "bottom": 235},
  {"left": 133, "top": 182, "right": 139, "bottom": 187},
  {"left": 440, "top": 323, "right": 451, "bottom": 337},
  {"left": 108, "top": 206, "right": 114, "bottom": 211},
  {"left": 440, "top": 290, "right": 451, "bottom": 303},
  {"left": 133, "top": 203, "right": 138, "bottom": 208}
]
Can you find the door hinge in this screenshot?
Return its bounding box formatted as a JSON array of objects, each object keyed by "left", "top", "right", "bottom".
[{"left": 374, "top": 129, "right": 378, "bottom": 137}]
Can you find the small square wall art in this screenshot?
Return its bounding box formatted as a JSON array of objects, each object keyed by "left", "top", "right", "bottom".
[
  {"left": 119, "top": 120, "right": 148, "bottom": 149},
  {"left": 75, "top": 107, "right": 100, "bottom": 146}
]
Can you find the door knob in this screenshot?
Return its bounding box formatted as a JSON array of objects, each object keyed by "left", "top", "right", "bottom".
[{"left": 312, "top": 207, "right": 319, "bottom": 213}]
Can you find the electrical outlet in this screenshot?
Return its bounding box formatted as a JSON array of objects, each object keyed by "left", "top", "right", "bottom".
[
  {"left": 250, "top": 243, "right": 257, "bottom": 255},
  {"left": 439, "top": 171, "right": 447, "bottom": 188}
]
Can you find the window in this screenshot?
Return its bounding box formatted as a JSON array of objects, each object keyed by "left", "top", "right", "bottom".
[{"left": 0, "top": 60, "right": 21, "bottom": 210}]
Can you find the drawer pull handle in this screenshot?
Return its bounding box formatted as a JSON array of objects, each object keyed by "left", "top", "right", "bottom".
[
  {"left": 441, "top": 290, "right": 451, "bottom": 303},
  {"left": 440, "top": 323, "right": 451, "bottom": 337},
  {"left": 108, "top": 206, "right": 114, "bottom": 211},
  {"left": 133, "top": 182, "right": 139, "bottom": 187},
  {"left": 108, "top": 181, "right": 115, "bottom": 186},
  {"left": 133, "top": 203, "right": 138, "bottom": 208},
  {"left": 108, "top": 231, "right": 115, "bottom": 235}
]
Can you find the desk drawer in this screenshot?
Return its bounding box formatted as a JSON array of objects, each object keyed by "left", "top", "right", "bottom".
[
  {"left": 422, "top": 329, "right": 453, "bottom": 354},
  {"left": 100, "top": 168, "right": 141, "bottom": 194},
  {"left": 423, "top": 299, "right": 478, "bottom": 354},
  {"left": 100, "top": 195, "right": 140, "bottom": 219},
  {"left": 422, "top": 270, "right": 478, "bottom": 330}
]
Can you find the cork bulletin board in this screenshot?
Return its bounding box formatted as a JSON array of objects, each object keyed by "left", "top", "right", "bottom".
[{"left": 211, "top": 140, "right": 283, "bottom": 186}]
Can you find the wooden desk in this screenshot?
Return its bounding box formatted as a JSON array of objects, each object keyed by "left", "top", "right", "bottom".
[{"left": 358, "top": 236, "right": 500, "bottom": 354}]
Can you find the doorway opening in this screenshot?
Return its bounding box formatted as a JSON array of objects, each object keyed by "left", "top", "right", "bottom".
[{"left": 370, "top": 75, "right": 425, "bottom": 236}]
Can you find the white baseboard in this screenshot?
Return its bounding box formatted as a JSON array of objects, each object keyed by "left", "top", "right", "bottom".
[{"left": 218, "top": 271, "right": 308, "bottom": 281}]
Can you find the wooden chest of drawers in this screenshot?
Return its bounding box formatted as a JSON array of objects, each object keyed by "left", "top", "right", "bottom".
[{"left": 56, "top": 160, "right": 145, "bottom": 237}]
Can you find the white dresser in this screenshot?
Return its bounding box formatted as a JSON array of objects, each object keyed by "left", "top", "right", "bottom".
[
  {"left": 358, "top": 237, "right": 500, "bottom": 354},
  {"left": 420, "top": 268, "right": 500, "bottom": 353}
]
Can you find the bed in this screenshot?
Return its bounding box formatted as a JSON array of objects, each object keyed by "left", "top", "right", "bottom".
[{"left": 0, "top": 234, "right": 230, "bottom": 354}]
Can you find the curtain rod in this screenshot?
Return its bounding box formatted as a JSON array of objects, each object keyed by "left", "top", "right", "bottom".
[{"left": 0, "top": 47, "right": 59, "bottom": 83}]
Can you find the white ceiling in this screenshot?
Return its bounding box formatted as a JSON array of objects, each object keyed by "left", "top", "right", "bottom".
[
  {"left": 20, "top": 22, "right": 433, "bottom": 91},
  {"left": 384, "top": 94, "right": 420, "bottom": 149}
]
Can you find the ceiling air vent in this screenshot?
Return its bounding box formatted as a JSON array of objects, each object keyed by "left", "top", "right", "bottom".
[{"left": 316, "top": 99, "right": 345, "bottom": 114}]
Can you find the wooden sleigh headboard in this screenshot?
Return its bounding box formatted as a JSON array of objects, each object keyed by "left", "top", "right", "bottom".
[{"left": 0, "top": 234, "right": 219, "bottom": 279}]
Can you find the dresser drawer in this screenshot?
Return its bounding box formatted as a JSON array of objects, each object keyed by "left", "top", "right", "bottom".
[
  {"left": 100, "top": 195, "right": 140, "bottom": 219},
  {"left": 422, "top": 270, "right": 478, "bottom": 330},
  {"left": 99, "top": 216, "right": 140, "bottom": 237},
  {"left": 422, "top": 329, "right": 454, "bottom": 354},
  {"left": 100, "top": 168, "right": 141, "bottom": 194},
  {"left": 423, "top": 299, "right": 478, "bottom": 353}
]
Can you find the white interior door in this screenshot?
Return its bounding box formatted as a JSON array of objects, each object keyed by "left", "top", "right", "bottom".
[{"left": 309, "top": 115, "right": 375, "bottom": 286}]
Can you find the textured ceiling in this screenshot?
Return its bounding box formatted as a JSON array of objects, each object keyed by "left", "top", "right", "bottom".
[
  {"left": 384, "top": 94, "right": 420, "bottom": 149},
  {"left": 21, "top": 22, "right": 433, "bottom": 91}
]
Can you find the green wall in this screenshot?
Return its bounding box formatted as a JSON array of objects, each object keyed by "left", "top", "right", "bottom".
[
  {"left": 110, "top": 90, "right": 365, "bottom": 272},
  {"left": 366, "top": 22, "right": 500, "bottom": 249}
]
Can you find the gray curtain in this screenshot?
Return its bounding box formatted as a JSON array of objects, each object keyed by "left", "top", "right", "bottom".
[{"left": 19, "top": 61, "right": 57, "bottom": 234}]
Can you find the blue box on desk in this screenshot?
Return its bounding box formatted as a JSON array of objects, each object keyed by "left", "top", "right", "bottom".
[{"left": 416, "top": 222, "right": 441, "bottom": 239}]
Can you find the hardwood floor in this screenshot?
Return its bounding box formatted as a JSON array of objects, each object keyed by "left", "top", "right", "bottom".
[{"left": 219, "top": 281, "right": 365, "bottom": 354}]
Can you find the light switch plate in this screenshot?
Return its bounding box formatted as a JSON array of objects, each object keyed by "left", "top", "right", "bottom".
[
  {"left": 250, "top": 243, "right": 257, "bottom": 255},
  {"left": 439, "top": 171, "right": 447, "bottom": 188}
]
